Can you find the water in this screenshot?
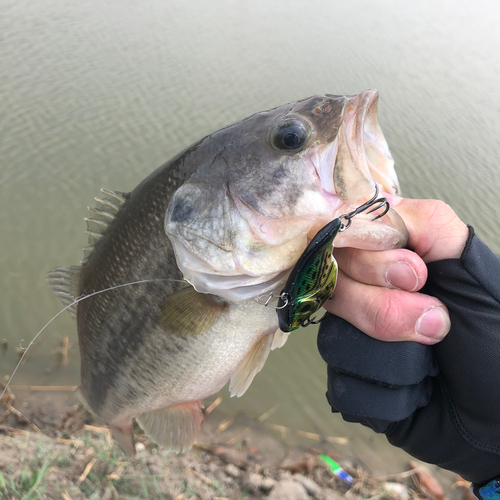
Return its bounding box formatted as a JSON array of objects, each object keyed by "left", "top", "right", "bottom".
[{"left": 1, "top": 0, "right": 499, "bottom": 476}]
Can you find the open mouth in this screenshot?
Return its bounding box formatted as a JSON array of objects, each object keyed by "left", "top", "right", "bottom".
[
  {"left": 341, "top": 90, "right": 400, "bottom": 200},
  {"left": 312, "top": 90, "right": 401, "bottom": 203}
]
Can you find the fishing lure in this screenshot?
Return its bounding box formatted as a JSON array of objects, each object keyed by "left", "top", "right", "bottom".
[{"left": 275, "top": 185, "right": 390, "bottom": 332}]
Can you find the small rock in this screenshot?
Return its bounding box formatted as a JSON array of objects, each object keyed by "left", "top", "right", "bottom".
[
  {"left": 268, "top": 479, "right": 309, "bottom": 500},
  {"left": 135, "top": 442, "right": 146, "bottom": 453},
  {"left": 223, "top": 475, "right": 235, "bottom": 485},
  {"left": 207, "top": 462, "right": 219, "bottom": 473},
  {"left": 224, "top": 463, "right": 240, "bottom": 478},
  {"left": 294, "top": 475, "right": 322, "bottom": 497},
  {"left": 261, "top": 477, "right": 277, "bottom": 493},
  {"left": 243, "top": 472, "right": 264, "bottom": 493},
  {"left": 278, "top": 470, "right": 293, "bottom": 481},
  {"left": 382, "top": 482, "right": 410, "bottom": 500}
]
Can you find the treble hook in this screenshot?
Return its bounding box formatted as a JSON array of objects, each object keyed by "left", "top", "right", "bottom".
[
  {"left": 300, "top": 311, "right": 328, "bottom": 327},
  {"left": 338, "top": 185, "right": 390, "bottom": 231}
]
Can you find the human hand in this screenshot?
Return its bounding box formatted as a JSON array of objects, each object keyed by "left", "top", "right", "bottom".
[
  {"left": 324, "top": 198, "right": 469, "bottom": 344},
  {"left": 318, "top": 199, "right": 500, "bottom": 484}
]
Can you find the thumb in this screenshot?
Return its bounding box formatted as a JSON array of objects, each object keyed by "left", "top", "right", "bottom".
[{"left": 391, "top": 198, "right": 469, "bottom": 263}]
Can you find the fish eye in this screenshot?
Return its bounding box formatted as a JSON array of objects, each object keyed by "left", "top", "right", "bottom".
[{"left": 270, "top": 118, "right": 310, "bottom": 152}]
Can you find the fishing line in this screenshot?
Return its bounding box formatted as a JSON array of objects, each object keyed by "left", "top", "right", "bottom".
[{"left": 1, "top": 278, "right": 185, "bottom": 400}]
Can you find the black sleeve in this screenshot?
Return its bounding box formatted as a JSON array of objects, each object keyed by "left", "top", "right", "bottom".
[{"left": 317, "top": 227, "right": 500, "bottom": 485}]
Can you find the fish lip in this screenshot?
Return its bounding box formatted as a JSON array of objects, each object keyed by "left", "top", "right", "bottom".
[
  {"left": 347, "top": 89, "right": 399, "bottom": 196},
  {"left": 346, "top": 89, "right": 379, "bottom": 179},
  {"left": 314, "top": 90, "right": 394, "bottom": 201}
]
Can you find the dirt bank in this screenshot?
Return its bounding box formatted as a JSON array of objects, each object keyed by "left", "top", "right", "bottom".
[{"left": 0, "top": 389, "right": 466, "bottom": 500}]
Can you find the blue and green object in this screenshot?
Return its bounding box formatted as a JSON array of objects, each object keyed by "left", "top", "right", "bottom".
[
  {"left": 473, "top": 479, "right": 500, "bottom": 500},
  {"left": 318, "top": 454, "right": 353, "bottom": 485}
]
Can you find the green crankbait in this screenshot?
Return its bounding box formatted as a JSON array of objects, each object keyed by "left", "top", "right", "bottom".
[
  {"left": 276, "top": 218, "right": 341, "bottom": 332},
  {"left": 275, "top": 185, "right": 390, "bottom": 332}
]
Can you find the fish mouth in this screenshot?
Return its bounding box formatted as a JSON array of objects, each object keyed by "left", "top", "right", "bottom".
[
  {"left": 312, "top": 90, "right": 409, "bottom": 248},
  {"left": 326, "top": 89, "right": 400, "bottom": 203}
]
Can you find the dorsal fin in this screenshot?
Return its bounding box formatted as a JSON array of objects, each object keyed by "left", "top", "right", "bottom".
[
  {"left": 46, "top": 265, "right": 81, "bottom": 319},
  {"left": 81, "top": 188, "right": 129, "bottom": 262},
  {"left": 47, "top": 188, "right": 129, "bottom": 317}
]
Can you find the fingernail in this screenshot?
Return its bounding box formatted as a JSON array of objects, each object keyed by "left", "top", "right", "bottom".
[
  {"left": 386, "top": 261, "right": 418, "bottom": 291},
  {"left": 415, "top": 307, "right": 451, "bottom": 341}
]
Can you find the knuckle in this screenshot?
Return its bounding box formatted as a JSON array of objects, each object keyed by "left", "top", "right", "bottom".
[
  {"left": 371, "top": 293, "right": 404, "bottom": 338},
  {"left": 426, "top": 200, "right": 456, "bottom": 227}
]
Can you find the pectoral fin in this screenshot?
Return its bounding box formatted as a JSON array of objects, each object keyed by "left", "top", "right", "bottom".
[
  {"left": 136, "top": 400, "right": 204, "bottom": 453},
  {"left": 271, "top": 329, "right": 290, "bottom": 350},
  {"left": 160, "top": 287, "right": 228, "bottom": 337},
  {"left": 229, "top": 334, "right": 274, "bottom": 398}
]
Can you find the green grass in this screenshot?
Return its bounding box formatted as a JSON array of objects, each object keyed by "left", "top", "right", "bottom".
[
  {"left": 0, "top": 457, "right": 50, "bottom": 500},
  {"left": 0, "top": 434, "right": 229, "bottom": 500}
]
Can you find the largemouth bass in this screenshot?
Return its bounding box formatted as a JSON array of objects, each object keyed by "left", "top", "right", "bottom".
[{"left": 48, "top": 90, "right": 408, "bottom": 455}]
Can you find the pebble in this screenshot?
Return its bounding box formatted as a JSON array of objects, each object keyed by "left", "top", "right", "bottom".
[
  {"left": 135, "top": 442, "right": 146, "bottom": 453},
  {"left": 224, "top": 463, "right": 240, "bottom": 478},
  {"left": 268, "top": 479, "right": 309, "bottom": 500},
  {"left": 382, "top": 482, "right": 410, "bottom": 500},
  {"left": 293, "top": 475, "right": 322, "bottom": 497},
  {"left": 243, "top": 472, "right": 264, "bottom": 493},
  {"left": 261, "top": 477, "right": 277, "bottom": 493},
  {"left": 278, "top": 470, "right": 293, "bottom": 481},
  {"left": 207, "top": 462, "right": 218, "bottom": 473}
]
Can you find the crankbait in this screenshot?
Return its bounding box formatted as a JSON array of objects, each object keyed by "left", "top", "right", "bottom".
[{"left": 275, "top": 185, "right": 390, "bottom": 332}]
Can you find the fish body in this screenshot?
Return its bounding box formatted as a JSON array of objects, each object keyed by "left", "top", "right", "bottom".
[{"left": 48, "top": 90, "right": 409, "bottom": 454}]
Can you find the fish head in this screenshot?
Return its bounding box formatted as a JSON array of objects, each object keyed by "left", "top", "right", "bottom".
[{"left": 166, "top": 90, "right": 408, "bottom": 301}]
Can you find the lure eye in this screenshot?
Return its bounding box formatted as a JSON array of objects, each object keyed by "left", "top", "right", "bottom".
[
  {"left": 270, "top": 118, "right": 310, "bottom": 152},
  {"left": 296, "top": 299, "right": 319, "bottom": 315}
]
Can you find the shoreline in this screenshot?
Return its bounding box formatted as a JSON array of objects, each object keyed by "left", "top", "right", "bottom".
[{"left": 0, "top": 388, "right": 464, "bottom": 500}]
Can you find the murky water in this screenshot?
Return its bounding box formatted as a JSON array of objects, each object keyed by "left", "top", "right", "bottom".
[{"left": 1, "top": 0, "right": 499, "bottom": 476}]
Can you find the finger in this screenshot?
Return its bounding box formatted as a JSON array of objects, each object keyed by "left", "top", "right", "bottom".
[
  {"left": 334, "top": 247, "right": 428, "bottom": 292},
  {"left": 325, "top": 270, "right": 451, "bottom": 344},
  {"left": 390, "top": 198, "right": 469, "bottom": 262}
]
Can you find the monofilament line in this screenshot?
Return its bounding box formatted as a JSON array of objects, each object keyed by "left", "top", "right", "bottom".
[{"left": 1, "top": 278, "right": 183, "bottom": 400}]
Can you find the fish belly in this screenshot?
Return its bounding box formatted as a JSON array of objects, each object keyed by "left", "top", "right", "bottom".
[
  {"left": 87, "top": 300, "right": 279, "bottom": 452},
  {"left": 149, "top": 300, "right": 277, "bottom": 412}
]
